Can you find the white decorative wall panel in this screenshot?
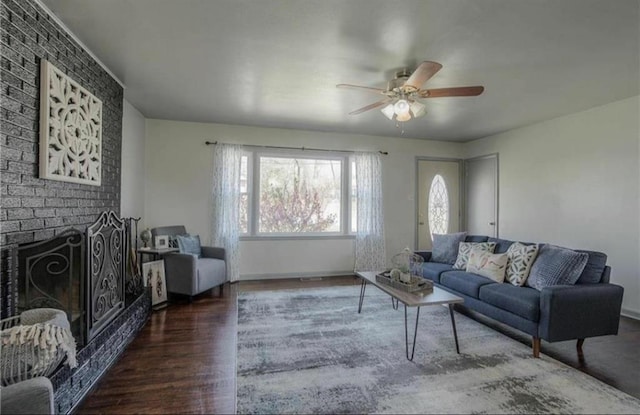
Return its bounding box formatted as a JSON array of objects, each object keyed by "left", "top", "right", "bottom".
[{"left": 39, "top": 60, "right": 102, "bottom": 186}]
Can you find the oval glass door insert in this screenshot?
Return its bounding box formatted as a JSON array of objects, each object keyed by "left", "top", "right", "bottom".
[{"left": 428, "top": 174, "right": 449, "bottom": 240}]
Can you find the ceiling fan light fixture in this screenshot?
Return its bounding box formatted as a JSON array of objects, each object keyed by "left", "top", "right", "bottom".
[
  {"left": 410, "top": 101, "right": 426, "bottom": 118},
  {"left": 396, "top": 112, "right": 412, "bottom": 122},
  {"left": 381, "top": 103, "right": 395, "bottom": 120},
  {"left": 393, "top": 99, "right": 410, "bottom": 116}
]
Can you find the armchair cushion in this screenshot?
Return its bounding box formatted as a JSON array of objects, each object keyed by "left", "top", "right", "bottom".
[{"left": 197, "top": 258, "right": 227, "bottom": 291}]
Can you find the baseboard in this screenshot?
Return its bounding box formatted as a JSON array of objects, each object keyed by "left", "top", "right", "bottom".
[
  {"left": 240, "top": 271, "right": 355, "bottom": 281},
  {"left": 621, "top": 307, "right": 640, "bottom": 320}
]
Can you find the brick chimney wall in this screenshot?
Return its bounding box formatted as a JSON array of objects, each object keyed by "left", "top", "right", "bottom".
[{"left": 0, "top": 0, "right": 123, "bottom": 318}]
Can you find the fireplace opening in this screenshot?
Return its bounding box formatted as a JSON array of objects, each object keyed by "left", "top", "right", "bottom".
[{"left": 16, "top": 230, "right": 86, "bottom": 345}]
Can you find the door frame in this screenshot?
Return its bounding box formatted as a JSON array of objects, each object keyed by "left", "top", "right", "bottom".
[
  {"left": 414, "top": 156, "right": 464, "bottom": 250},
  {"left": 463, "top": 153, "right": 500, "bottom": 238}
]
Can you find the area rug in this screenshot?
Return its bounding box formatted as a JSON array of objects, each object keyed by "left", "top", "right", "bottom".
[{"left": 236, "top": 285, "right": 640, "bottom": 414}]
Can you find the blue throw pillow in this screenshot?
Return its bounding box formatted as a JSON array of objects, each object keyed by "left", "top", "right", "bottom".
[
  {"left": 176, "top": 234, "right": 202, "bottom": 257},
  {"left": 431, "top": 232, "right": 467, "bottom": 265},
  {"left": 526, "top": 244, "right": 589, "bottom": 291}
]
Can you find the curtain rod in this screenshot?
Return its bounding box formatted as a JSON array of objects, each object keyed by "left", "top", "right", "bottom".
[{"left": 204, "top": 141, "right": 388, "bottom": 155}]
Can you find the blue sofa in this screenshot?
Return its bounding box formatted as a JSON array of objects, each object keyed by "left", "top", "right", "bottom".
[{"left": 416, "top": 235, "right": 624, "bottom": 357}]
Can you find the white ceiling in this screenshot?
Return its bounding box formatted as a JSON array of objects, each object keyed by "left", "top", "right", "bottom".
[{"left": 42, "top": 0, "right": 639, "bottom": 142}]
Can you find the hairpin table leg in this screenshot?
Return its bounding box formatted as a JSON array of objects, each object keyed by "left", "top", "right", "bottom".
[
  {"left": 358, "top": 279, "right": 367, "bottom": 314},
  {"left": 405, "top": 305, "right": 421, "bottom": 361},
  {"left": 449, "top": 303, "right": 460, "bottom": 354},
  {"left": 391, "top": 297, "right": 399, "bottom": 310}
]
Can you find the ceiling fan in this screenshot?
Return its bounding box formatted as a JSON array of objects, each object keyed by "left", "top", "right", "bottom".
[{"left": 337, "top": 61, "right": 484, "bottom": 122}]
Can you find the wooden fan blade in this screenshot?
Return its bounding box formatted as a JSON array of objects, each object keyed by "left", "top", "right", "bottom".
[
  {"left": 404, "top": 61, "right": 443, "bottom": 90},
  {"left": 336, "top": 84, "right": 388, "bottom": 94},
  {"left": 419, "top": 86, "right": 485, "bottom": 98},
  {"left": 348, "top": 98, "right": 392, "bottom": 115}
]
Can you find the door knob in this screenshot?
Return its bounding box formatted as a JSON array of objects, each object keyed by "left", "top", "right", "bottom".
[{"left": 488, "top": 222, "right": 496, "bottom": 226}]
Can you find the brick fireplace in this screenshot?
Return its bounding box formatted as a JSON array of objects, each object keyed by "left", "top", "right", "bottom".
[
  {"left": 1, "top": 0, "right": 123, "bottom": 318},
  {"left": 1, "top": 1, "right": 151, "bottom": 412}
]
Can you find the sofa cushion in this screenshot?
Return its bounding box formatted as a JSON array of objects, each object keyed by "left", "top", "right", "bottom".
[
  {"left": 487, "top": 237, "right": 514, "bottom": 254},
  {"left": 420, "top": 262, "right": 454, "bottom": 283},
  {"left": 575, "top": 250, "right": 607, "bottom": 284},
  {"left": 465, "top": 235, "right": 489, "bottom": 243},
  {"left": 177, "top": 234, "right": 202, "bottom": 257},
  {"left": 479, "top": 284, "right": 541, "bottom": 322},
  {"left": 197, "top": 258, "right": 226, "bottom": 290},
  {"left": 432, "top": 232, "right": 467, "bottom": 264},
  {"left": 453, "top": 242, "right": 496, "bottom": 270},
  {"left": 440, "top": 270, "right": 496, "bottom": 298},
  {"left": 505, "top": 242, "right": 540, "bottom": 286},
  {"left": 466, "top": 249, "right": 508, "bottom": 283},
  {"left": 526, "top": 244, "right": 589, "bottom": 291}
]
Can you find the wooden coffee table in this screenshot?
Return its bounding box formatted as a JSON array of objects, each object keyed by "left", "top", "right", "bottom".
[{"left": 355, "top": 271, "right": 464, "bottom": 361}]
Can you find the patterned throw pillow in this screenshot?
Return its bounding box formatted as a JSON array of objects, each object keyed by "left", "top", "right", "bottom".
[
  {"left": 466, "top": 248, "right": 508, "bottom": 283},
  {"left": 431, "top": 232, "right": 467, "bottom": 264},
  {"left": 526, "top": 244, "right": 589, "bottom": 291},
  {"left": 505, "top": 242, "right": 539, "bottom": 286},
  {"left": 168, "top": 234, "right": 188, "bottom": 249},
  {"left": 453, "top": 242, "right": 497, "bottom": 270}
]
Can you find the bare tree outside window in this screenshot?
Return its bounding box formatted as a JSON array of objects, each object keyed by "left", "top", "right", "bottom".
[{"left": 258, "top": 156, "right": 341, "bottom": 233}]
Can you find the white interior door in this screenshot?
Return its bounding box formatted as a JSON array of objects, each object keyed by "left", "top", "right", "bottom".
[
  {"left": 417, "top": 159, "right": 461, "bottom": 250},
  {"left": 464, "top": 155, "right": 498, "bottom": 237}
]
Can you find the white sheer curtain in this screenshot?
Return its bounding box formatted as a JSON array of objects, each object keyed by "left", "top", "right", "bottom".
[
  {"left": 354, "top": 152, "right": 386, "bottom": 271},
  {"left": 211, "top": 143, "right": 243, "bottom": 282}
]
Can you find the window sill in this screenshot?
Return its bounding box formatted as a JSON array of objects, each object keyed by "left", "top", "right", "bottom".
[{"left": 240, "top": 235, "right": 356, "bottom": 242}]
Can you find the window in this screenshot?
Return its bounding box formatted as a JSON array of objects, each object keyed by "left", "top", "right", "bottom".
[
  {"left": 239, "top": 150, "right": 356, "bottom": 237},
  {"left": 428, "top": 174, "right": 449, "bottom": 240}
]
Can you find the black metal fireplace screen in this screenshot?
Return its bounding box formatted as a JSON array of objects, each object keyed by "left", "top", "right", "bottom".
[{"left": 16, "top": 211, "right": 126, "bottom": 346}]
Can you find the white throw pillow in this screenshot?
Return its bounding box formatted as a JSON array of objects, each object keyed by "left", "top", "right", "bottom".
[
  {"left": 505, "top": 242, "right": 539, "bottom": 286},
  {"left": 453, "top": 242, "right": 496, "bottom": 270},
  {"left": 466, "top": 248, "right": 508, "bottom": 283}
]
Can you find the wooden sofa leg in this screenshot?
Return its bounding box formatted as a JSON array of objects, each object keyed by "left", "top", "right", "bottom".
[
  {"left": 577, "top": 338, "right": 585, "bottom": 356},
  {"left": 220, "top": 283, "right": 224, "bottom": 297},
  {"left": 532, "top": 336, "right": 541, "bottom": 358}
]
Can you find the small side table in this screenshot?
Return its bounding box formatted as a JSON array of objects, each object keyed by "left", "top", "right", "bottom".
[
  {"left": 137, "top": 247, "right": 179, "bottom": 275},
  {"left": 137, "top": 247, "right": 179, "bottom": 310}
]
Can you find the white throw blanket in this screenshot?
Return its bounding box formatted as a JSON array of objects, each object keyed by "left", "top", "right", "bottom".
[{"left": 1, "top": 323, "right": 77, "bottom": 370}]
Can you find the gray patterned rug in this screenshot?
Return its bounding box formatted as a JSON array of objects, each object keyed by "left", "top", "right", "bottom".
[{"left": 236, "top": 285, "right": 640, "bottom": 414}]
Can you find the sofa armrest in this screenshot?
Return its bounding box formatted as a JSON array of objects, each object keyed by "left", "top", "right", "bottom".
[
  {"left": 415, "top": 251, "right": 432, "bottom": 262},
  {"left": 539, "top": 283, "right": 624, "bottom": 342},
  {"left": 1, "top": 377, "right": 54, "bottom": 415},
  {"left": 163, "top": 253, "right": 198, "bottom": 295},
  {"left": 201, "top": 246, "right": 226, "bottom": 261}
]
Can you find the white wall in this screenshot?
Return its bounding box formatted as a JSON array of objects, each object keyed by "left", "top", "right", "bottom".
[
  {"left": 464, "top": 96, "right": 640, "bottom": 317},
  {"left": 144, "top": 119, "right": 462, "bottom": 278},
  {"left": 120, "top": 100, "right": 146, "bottom": 222}
]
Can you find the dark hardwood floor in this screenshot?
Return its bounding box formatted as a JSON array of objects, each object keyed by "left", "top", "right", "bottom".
[{"left": 76, "top": 277, "right": 640, "bottom": 414}]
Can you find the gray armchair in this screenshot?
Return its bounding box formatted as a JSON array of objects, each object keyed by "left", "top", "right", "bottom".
[
  {"left": 1, "top": 377, "right": 54, "bottom": 415},
  {"left": 150, "top": 226, "right": 227, "bottom": 300}
]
